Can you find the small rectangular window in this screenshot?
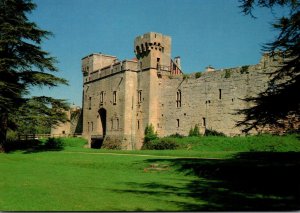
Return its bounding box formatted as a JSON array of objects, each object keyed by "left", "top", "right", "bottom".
[
  {"left": 219, "top": 89, "right": 222, "bottom": 99},
  {"left": 113, "top": 91, "right": 117, "bottom": 105},
  {"left": 137, "top": 120, "right": 140, "bottom": 130},
  {"left": 100, "top": 91, "right": 104, "bottom": 104},
  {"left": 176, "top": 90, "right": 182, "bottom": 108},
  {"left": 138, "top": 90, "right": 142, "bottom": 103},
  {"left": 88, "top": 122, "right": 90, "bottom": 132},
  {"left": 88, "top": 97, "right": 92, "bottom": 110},
  {"left": 176, "top": 119, "right": 180, "bottom": 127}
]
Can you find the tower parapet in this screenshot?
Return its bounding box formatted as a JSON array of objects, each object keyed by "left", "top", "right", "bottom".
[{"left": 134, "top": 32, "right": 182, "bottom": 76}]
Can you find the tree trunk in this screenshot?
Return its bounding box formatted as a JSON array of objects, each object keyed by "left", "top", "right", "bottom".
[{"left": 0, "top": 112, "right": 8, "bottom": 152}]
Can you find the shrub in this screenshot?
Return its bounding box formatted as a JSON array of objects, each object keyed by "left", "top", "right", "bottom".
[
  {"left": 102, "top": 136, "right": 122, "bottom": 150},
  {"left": 2, "top": 139, "right": 40, "bottom": 152},
  {"left": 189, "top": 125, "right": 200, "bottom": 137},
  {"left": 142, "top": 138, "right": 179, "bottom": 150},
  {"left": 195, "top": 72, "right": 202, "bottom": 79},
  {"left": 44, "top": 137, "right": 64, "bottom": 150},
  {"left": 169, "top": 133, "right": 185, "bottom": 138},
  {"left": 204, "top": 128, "right": 226, "bottom": 136},
  {"left": 144, "top": 124, "right": 158, "bottom": 143}
]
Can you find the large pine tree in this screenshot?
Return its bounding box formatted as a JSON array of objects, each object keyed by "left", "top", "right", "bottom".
[
  {"left": 0, "top": 0, "right": 69, "bottom": 148},
  {"left": 237, "top": 0, "right": 299, "bottom": 133}
]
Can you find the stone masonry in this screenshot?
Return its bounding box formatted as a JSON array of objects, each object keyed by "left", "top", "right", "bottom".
[{"left": 81, "top": 32, "right": 278, "bottom": 150}]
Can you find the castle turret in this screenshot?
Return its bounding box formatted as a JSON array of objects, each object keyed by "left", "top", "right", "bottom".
[
  {"left": 133, "top": 32, "right": 174, "bottom": 136},
  {"left": 134, "top": 32, "right": 171, "bottom": 72}
]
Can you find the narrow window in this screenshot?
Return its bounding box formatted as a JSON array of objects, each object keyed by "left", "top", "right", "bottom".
[
  {"left": 88, "top": 122, "right": 90, "bottom": 132},
  {"left": 176, "top": 90, "right": 182, "bottom": 107},
  {"left": 116, "top": 118, "right": 119, "bottom": 130},
  {"left": 88, "top": 97, "right": 92, "bottom": 110},
  {"left": 137, "top": 120, "right": 140, "bottom": 129},
  {"left": 100, "top": 91, "right": 104, "bottom": 105},
  {"left": 219, "top": 89, "right": 222, "bottom": 99},
  {"left": 113, "top": 91, "right": 117, "bottom": 105},
  {"left": 176, "top": 119, "right": 180, "bottom": 127},
  {"left": 138, "top": 90, "right": 142, "bottom": 103},
  {"left": 203, "top": 117, "right": 206, "bottom": 127},
  {"left": 111, "top": 119, "right": 114, "bottom": 130}
]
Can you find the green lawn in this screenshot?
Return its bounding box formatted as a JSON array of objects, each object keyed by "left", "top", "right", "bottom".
[{"left": 0, "top": 135, "right": 300, "bottom": 211}]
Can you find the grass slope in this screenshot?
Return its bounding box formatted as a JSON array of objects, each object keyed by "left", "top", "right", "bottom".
[{"left": 0, "top": 135, "right": 299, "bottom": 211}]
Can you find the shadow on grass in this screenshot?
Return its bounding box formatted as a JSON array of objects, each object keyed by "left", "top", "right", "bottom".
[
  {"left": 3, "top": 138, "right": 64, "bottom": 153},
  {"left": 116, "top": 152, "right": 300, "bottom": 211}
]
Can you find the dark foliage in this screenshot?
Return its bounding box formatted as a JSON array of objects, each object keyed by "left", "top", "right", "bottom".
[
  {"left": 169, "top": 133, "right": 185, "bottom": 138},
  {"left": 2, "top": 139, "right": 41, "bottom": 152},
  {"left": 237, "top": 0, "right": 300, "bottom": 133},
  {"left": 44, "top": 137, "right": 64, "bottom": 150},
  {"left": 142, "top": 138, "right": 179, "bottom": 150},
  {"left": 2, "top": 137, "right": 65, "bottom": 152},
  {"left": 204, "top": 128, "right": 226, "bottom": 136}
]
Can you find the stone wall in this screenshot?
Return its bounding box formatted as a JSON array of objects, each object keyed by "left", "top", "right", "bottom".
[{"left": 81, "top": 32, "right": 281, "bottom": 150}]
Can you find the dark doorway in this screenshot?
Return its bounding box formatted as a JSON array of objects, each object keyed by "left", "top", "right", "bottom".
[
  {"left": 91, "top": 108, "right": 107, "bottom": 149},
  {"left": 99, "top": 108, "right": 107, "bottom": 137}
]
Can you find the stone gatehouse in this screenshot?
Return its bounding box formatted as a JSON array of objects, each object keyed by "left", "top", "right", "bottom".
[{"left": 81, "top": 32, "right": 277, "bottom": 149}]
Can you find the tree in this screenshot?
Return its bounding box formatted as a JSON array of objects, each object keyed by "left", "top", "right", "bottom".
[
  {"left": 0, "top": 0, "right": 68, "bottom": 148},
  {"left": 10, "top": 97, "right": 69, "bottom": 135},
  {"left": 237, "top": 0, "right": 299, "bottom": 133}
]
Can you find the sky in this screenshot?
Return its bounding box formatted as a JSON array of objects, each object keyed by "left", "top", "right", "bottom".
[{"left": 28, "top": 0, "right": 287, "bottom": 107}]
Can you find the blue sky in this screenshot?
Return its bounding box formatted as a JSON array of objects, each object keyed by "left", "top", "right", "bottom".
[{"left": 29, "top": 0, "right": 287, "bottom": 107}]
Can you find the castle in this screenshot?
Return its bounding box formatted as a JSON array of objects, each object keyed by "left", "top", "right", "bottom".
[{"left": 81, "top": 32, "right": 278, "bottom": 149}]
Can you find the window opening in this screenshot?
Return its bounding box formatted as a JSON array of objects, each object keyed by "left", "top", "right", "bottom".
[
  {"left": 100, "top": 91, "right": 104, "bottom": 105},
  {"left": 113, "top": 91, "right": 117, "bottom": 105},
  {"left": 176, "top": 119, "right": 180, "bottom": 127},
  {"left": 88, "top": 97, "right": 92, "bottom": 110},
  {"left": 138, "top": 90, "right": 142, "bottom": 103},
  {"left": 203, "top": 117, "right": 206, "bottom": 127},
  {"left": 176, "top": 90, "right": 182, "bottom": 107},
  {"left": 219, "top": 89, "right": 222, "bottom": 99}
]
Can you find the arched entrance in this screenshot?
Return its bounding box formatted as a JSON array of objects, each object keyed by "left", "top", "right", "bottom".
[{"left": 91, "top": 108, "right": 107, "bottom": 149}]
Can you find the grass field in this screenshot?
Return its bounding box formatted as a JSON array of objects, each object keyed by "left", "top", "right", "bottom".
[{"left": 0, "top": 135, "right": 300, "bottom": 211}]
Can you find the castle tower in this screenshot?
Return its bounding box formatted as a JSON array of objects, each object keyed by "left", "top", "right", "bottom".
[{"left": 133, "top": 32, "right": 173, "bottom": 136}]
